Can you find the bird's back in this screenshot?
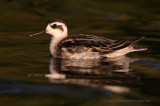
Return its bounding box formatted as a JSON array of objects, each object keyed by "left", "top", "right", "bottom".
[{"left": 55, "top": 34, "right": 146, "bottom": 59}]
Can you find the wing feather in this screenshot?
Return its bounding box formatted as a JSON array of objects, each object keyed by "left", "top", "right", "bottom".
[{"left": 57, "top": 34, "right": 144, "bottom": 54}]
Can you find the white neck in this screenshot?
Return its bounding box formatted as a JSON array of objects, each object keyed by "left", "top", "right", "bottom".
[{"left": 49, "top": 30, "right": 68, "bottom": 55}]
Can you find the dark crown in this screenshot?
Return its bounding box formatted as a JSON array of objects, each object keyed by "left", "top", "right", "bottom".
[{"left": 47, "top": 19, "right": 65, "bottom": 24}]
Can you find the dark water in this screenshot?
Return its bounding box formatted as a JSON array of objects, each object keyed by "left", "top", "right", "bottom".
[{"left": 0, "top": 0, "right": 160, "bottom": 105}]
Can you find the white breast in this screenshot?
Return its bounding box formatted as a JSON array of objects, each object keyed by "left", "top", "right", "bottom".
[{"left": 61, "top": 48, "right": 101, "bottom": 59}]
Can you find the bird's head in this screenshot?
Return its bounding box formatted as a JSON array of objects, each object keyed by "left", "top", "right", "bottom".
[{"left": 29, "top": 19, "right": 68, "bottom": 38}]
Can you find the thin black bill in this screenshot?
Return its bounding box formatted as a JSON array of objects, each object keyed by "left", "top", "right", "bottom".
[{"left": 29, "top": 30, "right": 46, "bottom": 37}]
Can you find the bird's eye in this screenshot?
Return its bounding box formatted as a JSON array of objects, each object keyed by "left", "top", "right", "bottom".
[{"left": 51, "top": 24, "right": 57, "bottom": 28}]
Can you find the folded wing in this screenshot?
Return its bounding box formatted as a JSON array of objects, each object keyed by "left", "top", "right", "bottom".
[{"left": 57, "top": 34, "right": 145, "bottom": 54}]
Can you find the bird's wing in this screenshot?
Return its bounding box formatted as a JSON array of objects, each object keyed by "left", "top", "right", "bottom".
[{"left": 57, "top": 34, "right": 145, "bottom": 54}]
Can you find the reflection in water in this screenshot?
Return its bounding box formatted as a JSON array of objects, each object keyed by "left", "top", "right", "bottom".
[{"left": 45, "top": 56, "right": 141, "bottom": 94}]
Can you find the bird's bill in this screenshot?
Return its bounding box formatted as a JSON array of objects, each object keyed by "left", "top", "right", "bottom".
[{"left": 29, "top": 30, "right": 46, "bottom": 37}]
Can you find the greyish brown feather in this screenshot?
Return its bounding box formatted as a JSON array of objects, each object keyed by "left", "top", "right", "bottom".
[{"left": 56, "top": 34, "right": 145, "bottom": 56}]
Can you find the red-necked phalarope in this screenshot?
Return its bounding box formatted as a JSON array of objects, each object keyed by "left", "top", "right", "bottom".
[{"left": 29, "top": 19, "right": 147, "bottom": 59}]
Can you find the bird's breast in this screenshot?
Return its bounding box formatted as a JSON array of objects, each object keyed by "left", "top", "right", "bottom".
[{"left": 59, "top": 47, "right": 101, "bottom": 59}]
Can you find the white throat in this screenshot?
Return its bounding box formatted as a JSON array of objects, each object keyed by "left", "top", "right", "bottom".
[{"left": 49, "top": 29, "right": 68, "bottom": 55}]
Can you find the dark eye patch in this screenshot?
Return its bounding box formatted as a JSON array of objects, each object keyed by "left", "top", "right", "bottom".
[
  {"left": 51, "top": 24, "right": 64, "bottom": 31},
  {"left": 51, "top": 24, "right": 57, "bottom": 28}
]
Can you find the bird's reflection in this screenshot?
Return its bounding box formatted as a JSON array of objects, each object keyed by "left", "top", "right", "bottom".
[{"left": 45, "top": 56, "right": 142, "bottom": 94}]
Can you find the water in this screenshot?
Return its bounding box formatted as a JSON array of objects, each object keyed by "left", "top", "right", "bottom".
[{"left": 0, "top": 0, "right": 160, "bottom": 105}]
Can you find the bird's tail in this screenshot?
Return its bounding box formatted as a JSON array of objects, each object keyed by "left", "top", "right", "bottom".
[
  {"left": 129, "top": 36, "right": 145, "bottom": 45},
  {"left": 129, "top": 36, "right": 147, "bottom": 51}
]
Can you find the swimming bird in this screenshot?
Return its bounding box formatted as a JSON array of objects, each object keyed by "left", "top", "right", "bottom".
[{"left": 29, "top": 19, "right": 147, "bottom": 59}]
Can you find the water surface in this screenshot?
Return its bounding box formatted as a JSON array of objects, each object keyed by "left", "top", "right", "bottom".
[{"left": 0, "top": 0, "right": 160, "bottom": 105}]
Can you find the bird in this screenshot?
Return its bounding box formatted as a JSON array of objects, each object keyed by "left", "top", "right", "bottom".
[{"left": 29, "top": 19, "right": 147, "bottom": 59}]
